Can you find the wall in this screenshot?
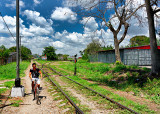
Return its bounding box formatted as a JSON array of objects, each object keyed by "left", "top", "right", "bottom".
[
  {"left": 89, "top": 49, "right": 151, "bottom": 66},
  {"left": 123, "top": 49, "right": 151, "bottom": 66}
]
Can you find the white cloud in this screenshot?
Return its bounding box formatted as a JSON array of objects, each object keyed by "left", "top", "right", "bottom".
[
  {"left": 63, "top": 0, "right": 99, "bottom": 10},
  {"left": 23, "top": 10, "right": 53, "bottom": 26},
  {"left": 21, "top": 24, "right": 54, "bottom": 37},
  {"left": 80, "top": 17, "right": 98, "bottom": 33},
  {"left": 23, "top": 10, "right": 54, "bottom": 36},
  {"left": 51, "top": 7, "right": 77, "bottom": 23},
  {"left": 50, "top": 41, "right": 65, "bottom": 48},
  {"left": 0, "top": 16, "right": 25, "bottom": 36},
  {"left": 33, "top": 0, "right": 42, "bottom": 5},
  {"left": 5, "top": 0, "right": 25, "bottom": 9},
  {"left": 0, "top": 14, "right": 54, "bottom": 55}
]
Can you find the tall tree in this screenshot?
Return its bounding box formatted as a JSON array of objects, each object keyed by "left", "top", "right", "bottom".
[
  {"left": 85, "top": 39, "right": 101, "bottom": 55},
  {"left": 21, "top": 46, "right": 32, "bottom": 60},
  {"left": 0, "top": 45, "right": 10, "bottom": 59},
  {"left": 80, "top": 39, "right": 101, "bottom": 60},
  {"left": 145, "top": 0, "right": 160, "bottom": 75},
  {"left": 130, "top": 36, "right": 150, "bottom": 47},
  {"left": 68, "top": 0, "right": 145, "bottom": 62},
  {"left": 42, "top": 46, "right": 57, "bottom": 60},
  {"left": 9, "top": 46, "right": 32, "bottom": 60}
]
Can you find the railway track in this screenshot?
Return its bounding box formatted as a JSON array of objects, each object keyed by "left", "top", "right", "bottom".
[
  {"left": 36, "top": 63, "right": 84, "bottom": 114},
  {"left": 40, "top": 63, "right": 139, "bottom": 114}
]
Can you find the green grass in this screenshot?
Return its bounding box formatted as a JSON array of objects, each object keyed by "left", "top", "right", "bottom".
[
  {"left": 0, "top": 88, "right": 7, "bottom": 96},
  {"left": 0, "top": 61, "right": 30, "bottom": 96},
  {"left": 36, "top": 60, "right": 160, "bottom": 113},
  {"left": 43, "top": 61, "right": 160, "bottom": 112},
  {"left": 35, "top": 60, "right": 52, "bottom": 65},
  {"left": 48, "top": 61, "right": 160, "bottom": 105},
  {"left": 63, "top": 76, "right": 154, "bottom": 113},
  {"left": 3, "top": 81, "right": 15, "bottom": 88},
  {"left": 39, "top": 61, "right": 154, "bottom": 113},
  {"left": 10, "top": 99, "right": 23, "bottom": 107},
  {"left": 0, "top": 61, "right": 30, "bottom": 80},
  {"left": 0, "top": 81, "right": 14, "bottom": 97},
  {"left": 60, "top": 76, "right": 131, "bottom": 114}
]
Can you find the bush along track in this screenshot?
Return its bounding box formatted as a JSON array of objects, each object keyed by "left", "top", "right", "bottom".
[{"left": 41, "top": 63, "right": 155, "bottom": 114}]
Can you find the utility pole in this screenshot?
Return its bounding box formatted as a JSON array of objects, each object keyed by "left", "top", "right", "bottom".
[
  {"left": 16, "top": 0, "right": 20, "bottom": 83},
  {"left": 11, "top": 0, "right": 25, "bottom": 97},
  {"left": 20, "top": 36, "right": 23, "bottom": 62},
  {"left": 74, "top": 54, "right": 77, "bottom": 76}
]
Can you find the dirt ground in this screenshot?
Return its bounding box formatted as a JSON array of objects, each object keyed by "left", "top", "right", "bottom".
[{"left": 1, "top": 62, "right": 61, "bottom": 114}]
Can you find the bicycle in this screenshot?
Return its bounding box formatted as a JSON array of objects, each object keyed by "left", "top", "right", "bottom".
[{"left": 33, "top": 79, "right": 41, "bottom": 105}]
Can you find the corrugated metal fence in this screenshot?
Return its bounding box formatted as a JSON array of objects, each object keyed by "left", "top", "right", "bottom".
[{"left": 89, "top": 49, "right": 151, "bottom": 66}]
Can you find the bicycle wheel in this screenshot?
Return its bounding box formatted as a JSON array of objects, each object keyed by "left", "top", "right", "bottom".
[
  {"left": 36, "top": 87, "right": 40, "bottom": 105},
  {"left": 33, "top": 88, "right": 35, "bottom": 100}
]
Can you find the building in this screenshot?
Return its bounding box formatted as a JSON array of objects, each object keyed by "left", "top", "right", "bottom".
[
  {"left": 41, "top": 56, "right": 47, "bottom": 60},
  {"left": 89, "top": 45, "right": 160, "bottom": 66},
  {"left": 7, "top": 52, "right": 17, "bottom": 63}
]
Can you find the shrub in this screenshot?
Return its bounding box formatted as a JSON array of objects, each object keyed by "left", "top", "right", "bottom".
[
  {"left": 115, "top": 61, "right": 121, "bottom": 65},
  {"left": 113, "top": 64, "right": 127, "bottom": 72}
]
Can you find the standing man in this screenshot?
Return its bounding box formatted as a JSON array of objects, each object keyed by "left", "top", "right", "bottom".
[{"left": 29, "top": 63, "right": 42, "bottom": 93}]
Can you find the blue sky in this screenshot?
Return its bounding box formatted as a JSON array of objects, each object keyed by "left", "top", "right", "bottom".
[{"left": 0, "top": 0, "right": 153, "bottom": 55}]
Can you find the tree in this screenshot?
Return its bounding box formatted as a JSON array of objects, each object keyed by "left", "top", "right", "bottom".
[
  {"left": 0, "top": 45, "right": 10, "bottom": 58},
  {"left": 9, "top": 46, "right": 16, "bottom": 52},
  {"left": 145, "top": 0, "right": 160, "bottom": 75},
  {"left": 63, "top": 54, "right": 69, "bottom": 60},
  {"left": 85, "top": 39, "right": 101, "bottom": 54},
  {"left": 101, "top": 45, "right": 114, "bottom": 50},
  {"left": 69, "top": 0, "right": 145, "bottom": 62},
  {"left": 21, "top": 46, "right": 32, "bottom": 60},
  {"left": 42, "top": 46, "right": 57, "bottom": 60},
  {"left": 81, "top": 39, "right": 101, "bottom": 60},
  {"left": 9, "top": 46, "right": 32, "bottom": 60},
  {"left": 79, "top": 51, "right": 84, "bottom": 56},
  {"left": 0, "top": 45, "right": 10, "bottom": 64},
  {"left": 129, "top": 36, "right": 150, "bottom": 47}
]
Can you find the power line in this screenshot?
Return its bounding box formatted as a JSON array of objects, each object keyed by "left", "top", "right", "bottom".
[{"left": 0, "top": 12, "right": 16, "bottom": 41}]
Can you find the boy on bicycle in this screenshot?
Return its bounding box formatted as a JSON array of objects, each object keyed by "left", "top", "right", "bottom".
[{"left": 29, "top": 63, "right": 42, "bottom": 93}]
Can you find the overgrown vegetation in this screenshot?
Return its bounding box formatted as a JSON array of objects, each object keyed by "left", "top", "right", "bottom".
[
  {"left": 10, "top": 99, "right": 23, "bottom": 107},
  {"left": 42, "top": 46, "right": 57, "bottom": 60},
  {"left": 44, "top": 60, "right": 160, "bottom": 106},
  {"left": 9, "top": 46, "right": 32, "bottom": 60},
  {"left": 36, "top": 61, "right": 155, "bottom": 113},
  {"left": 0, "top": 61, "right": 30, "bottom": 80},
  {"left": 0, "top": 62, "right": 30, "bottom": 97}
]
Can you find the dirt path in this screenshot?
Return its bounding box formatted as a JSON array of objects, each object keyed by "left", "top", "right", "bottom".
[
  {"left": 0, "top": 79, "right": 15, "bottom": 84},
  {"left": 1, "top": 62, "right": 61, "bottom": 114}
]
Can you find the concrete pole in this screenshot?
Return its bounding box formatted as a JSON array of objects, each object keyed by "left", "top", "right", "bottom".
[
  {"left": 20, "top": 36, "right": 22, "bottom": 62},
  {"left": 16, "top": 0, "right": 20, "bottom": 79}
]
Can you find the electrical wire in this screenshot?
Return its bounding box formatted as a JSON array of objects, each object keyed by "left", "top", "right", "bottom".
[{"left": 0, "top": 12, "right": 16, "bottom": 41}]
